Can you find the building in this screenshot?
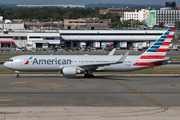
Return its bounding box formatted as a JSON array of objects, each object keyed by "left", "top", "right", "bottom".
[
  {"left": 63, "top": 18, "right": 110, "bottom": 30},
  {"left": 25, "top": 21, "right": 62, "bottom": 29},
  {"left": 124, "top": 9, "right": 150, "bottom": 24},
  {"left": 0, "top": 28, "right": 167, "bottom": 49},
  {"left": 123, "top": 2, "right": 180, "bottom": 27},
  {"left": 0, "top": 16, "right": 3, "bottom": 22},
  {"left": 100, "top": 7, "right": 135, "bottom": 20},
  {"left": 177, "top": 6, "right": 180, "bottom": 10},
  {"left": 60, "top": 29, "right": 166, "bottom": 48},
  {"left": 165, "top": 2, "right": 176, "bottom": 8},
  {"left": 155, "top": 8, "right": 180, "bottom": 27},
  {"left": 0, "top": 18, "right": 25, "bottom": 31},
  {"left": 123, "top": 8, "right": 180, "bottom": 27},
  {"left": 26, "top": 32, "right": 60, "bottom": 50},
  {"left": 0, "top": 31, "right": 27, "bottom": 48}
]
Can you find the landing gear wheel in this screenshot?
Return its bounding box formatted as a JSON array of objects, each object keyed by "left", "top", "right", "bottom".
[
  {"left": 84, "top": 74, "right": 88, "bottom": 78},
  {"left": 84, "top": 73, "right": 94, "bottom": 78},
  {"left": 16, "top": 74, "right": 20, "bottom": 78},
  {"left": 15, "top": 71, "right": 20, "bottom": 78}
]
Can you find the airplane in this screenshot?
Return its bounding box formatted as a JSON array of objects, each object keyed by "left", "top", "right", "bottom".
[{"left": 3, "top": 28, "right": 175, "bottom": 78}]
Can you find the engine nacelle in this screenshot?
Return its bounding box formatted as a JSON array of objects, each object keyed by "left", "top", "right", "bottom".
[{"left": 62, "top": 67, "right": 81, "bottom": 76}]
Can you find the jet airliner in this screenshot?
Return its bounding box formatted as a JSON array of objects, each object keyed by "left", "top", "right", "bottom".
[{"left": 3, "top": 28, "right": 175, "bottom": 78}]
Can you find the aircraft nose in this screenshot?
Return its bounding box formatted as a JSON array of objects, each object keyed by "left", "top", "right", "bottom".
[{"left": 3, "top": 62, "right": 9, "bottom": 68}]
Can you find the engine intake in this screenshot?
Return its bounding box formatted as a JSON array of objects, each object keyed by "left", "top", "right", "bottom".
[{"left": 62, "top": 67, "right": 81, "bottom": 76}]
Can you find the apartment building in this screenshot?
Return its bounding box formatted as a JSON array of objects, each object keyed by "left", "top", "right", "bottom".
[{"left": 63, "top": 18, "right": 110, "bottom": 29}]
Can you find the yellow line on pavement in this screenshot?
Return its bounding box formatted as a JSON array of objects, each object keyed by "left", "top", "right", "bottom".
[
  {"left": 172, "top": 84, "right": 180, "bottom": 87},
  {"left": 109, "top": 77, "right": 168, "bottom": 113},
  {"left": 10, "top": 81, "right": 27, "bottom": 84},
  {"left": 13, "top": 87, "right": 31, "bottom": 89},
  {"left": 0, "top": 99, "right": 14, "bottom": 101}
]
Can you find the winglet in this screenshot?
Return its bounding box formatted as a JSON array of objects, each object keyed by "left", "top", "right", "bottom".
[
  {"left": 108, "top": 48, "right": 116, "bottom": 55},
  {"left": 118, "top": 52, "right": 129, "bottom": 63}
]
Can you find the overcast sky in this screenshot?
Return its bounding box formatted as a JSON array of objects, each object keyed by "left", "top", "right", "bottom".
[{"left": 0, "top": 0, "right": 179, "bottom": 6}]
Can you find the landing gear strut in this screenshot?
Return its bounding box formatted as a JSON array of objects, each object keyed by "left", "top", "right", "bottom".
[
  {"left": 84, "top": 70, "right": 94, "bottom": 78},
  {"left": 15, "top": 71, "right": 20, "bottom": 78}
]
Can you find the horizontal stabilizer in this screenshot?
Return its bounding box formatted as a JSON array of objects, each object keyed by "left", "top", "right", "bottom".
[
  {"left": 149, "top": 57, "right": 170, "bottom": 64},
  {"left": 118, "top": 52, "right": 129, "bottom": 63},
  {"left": 108, "top": 48, "right": 116, "bottom": 55}
]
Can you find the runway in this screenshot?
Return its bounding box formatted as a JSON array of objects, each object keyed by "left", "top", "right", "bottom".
[{"left": 0, "top": 74, "right": 180, "bottom": 119}]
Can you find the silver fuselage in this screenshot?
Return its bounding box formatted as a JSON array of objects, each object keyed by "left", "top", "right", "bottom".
[{"left": 3, "top": 55, "right": 168, "bottom": 72}]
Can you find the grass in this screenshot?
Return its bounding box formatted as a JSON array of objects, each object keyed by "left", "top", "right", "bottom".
[
  {"left": 0, "top": 68, "right": 180, "bottom": 74},
  {"left": 170, "top": 57, "right": 180, "bottom": 61},
  {"left": 0, "top": 57, "right": 10, "bottom": 61}
]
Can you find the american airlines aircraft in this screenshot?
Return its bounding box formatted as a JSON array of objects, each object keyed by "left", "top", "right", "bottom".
[{"left": 3, "top": 28, "right": 175, "bottom": 78}]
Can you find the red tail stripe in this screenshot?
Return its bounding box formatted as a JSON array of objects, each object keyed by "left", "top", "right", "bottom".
[
  {"left": 166, "top": 35, "right": 173, "bottom": 39},
  {"left": 156, "top": 49, "right": 168, "bottom": 52},
  {"left": 133, "top": 62, "right": 162, "bottom": 66},
  {"left": 161, "top": 42, "right": 170, "bottom": 45},
  {"left": 171, "top": 29, "right": 176, "bottom": 32},
  {"left": 140, "top": 55, "right": 165, "bottom": 59}
]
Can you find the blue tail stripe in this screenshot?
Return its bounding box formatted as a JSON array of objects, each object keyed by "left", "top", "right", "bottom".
[
  {"left": 163, "top": 32, "right": 170, "bottom": 35},
  {"left": 167, "top": 29, "right": 172, "bottom": 31},
  {"left": 160, "top": 36, "right": 167, "bottom": 38},
  {"left": 150, "top": 46, "right": 160, "bottom": 48},
  {"left": 154, "top": 43, "right": 162, "bottom": 45},
  {"left": 157, "top": 39, "right": 165, "bottom": 42},
  {"left": 147, "top": 49, "right": 158, "bottom": 52}
]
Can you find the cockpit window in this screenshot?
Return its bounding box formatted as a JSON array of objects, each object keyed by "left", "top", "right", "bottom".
[{"left": 8, "top": 59, "right": 13, "bottom": 62}]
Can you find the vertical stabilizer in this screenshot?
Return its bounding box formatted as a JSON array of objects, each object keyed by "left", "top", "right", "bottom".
[{"left": 139, "top": 28, "right": 176, "bottom": 60}]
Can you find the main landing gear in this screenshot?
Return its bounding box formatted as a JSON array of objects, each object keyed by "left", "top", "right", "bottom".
[
  {"left": 84, "top": 70, "right": 94, "bottom": 78},
  {"left": 15, "top": 71, "right": 20, "bottom": 78}
]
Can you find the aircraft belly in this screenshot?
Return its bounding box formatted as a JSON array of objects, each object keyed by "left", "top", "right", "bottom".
[
  {"left": 103, "top": 64, "right": 132, "bottom": 72},
  {"left": 17, "top": 64, "right": 60, "bottom": 71}
]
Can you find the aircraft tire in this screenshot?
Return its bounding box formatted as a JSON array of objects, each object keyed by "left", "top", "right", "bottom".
[{"left": 16, "top": 75, "right": 20, "bottom": 78}]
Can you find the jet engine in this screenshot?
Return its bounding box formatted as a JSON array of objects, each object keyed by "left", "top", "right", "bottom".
[{"left": 62, "top": 67, "right": 81, "bottom": 76}]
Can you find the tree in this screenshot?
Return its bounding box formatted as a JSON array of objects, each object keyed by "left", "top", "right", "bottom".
[
  {"left": 177, "top": 33, "right": 180, "bottom": 40},
  {"left": 159, "top": 22, "right": 164, "bottom": 28},
  {"left": 98, "top": 13, "right": 120, "bottom": 23},
  {"left": 3, "top": 9, "right": 13, "bottom": 19},
  {"left": 122, "top": 19, "right": 147, "bottom": 27},
  {"left": 63, "top": 11, "right": 75, "bottom": 19},
  {"left": 174, "top": 20, "right": 180, "bottom": 29},
  {"left": 110, "top": 21, "right": 123, "bottom": 28}
]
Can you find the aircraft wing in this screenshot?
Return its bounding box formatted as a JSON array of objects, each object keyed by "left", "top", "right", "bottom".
[{"left": 77, "top": 52, "right": 129, "bottom": 70}]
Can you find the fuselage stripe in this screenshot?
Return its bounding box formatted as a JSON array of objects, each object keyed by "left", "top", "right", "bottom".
[
  {"left": 133, "top": 62, "right": 163, "bottom": 66},
  {"left": 140, "top": 55, "right": 165, "bottom": 59}
]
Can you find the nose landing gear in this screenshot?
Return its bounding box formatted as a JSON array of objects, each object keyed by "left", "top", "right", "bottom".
[{"left": 15, "top": 71, "right": 20, "bottom": 78}]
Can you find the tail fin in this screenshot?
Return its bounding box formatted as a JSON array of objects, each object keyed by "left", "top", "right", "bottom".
[{"left": 140, "top": 28, "right": 176, "bottom": 59}]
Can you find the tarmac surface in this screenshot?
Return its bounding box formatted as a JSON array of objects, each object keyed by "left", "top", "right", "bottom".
[{"left": 0, "top": 74, "right": 180, "bottom": 119}]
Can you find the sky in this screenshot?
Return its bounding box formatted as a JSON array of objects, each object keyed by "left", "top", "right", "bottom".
[{"left": 0, "top": 0, "right": 179, "bottom": 6}]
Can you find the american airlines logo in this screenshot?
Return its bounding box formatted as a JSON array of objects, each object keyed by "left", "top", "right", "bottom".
[
  {"left": 25, "top": 56, "right": 33, "bottom": 65},
  {"left": 32, "top": 58, "right": 72, "bottom": 65}
]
